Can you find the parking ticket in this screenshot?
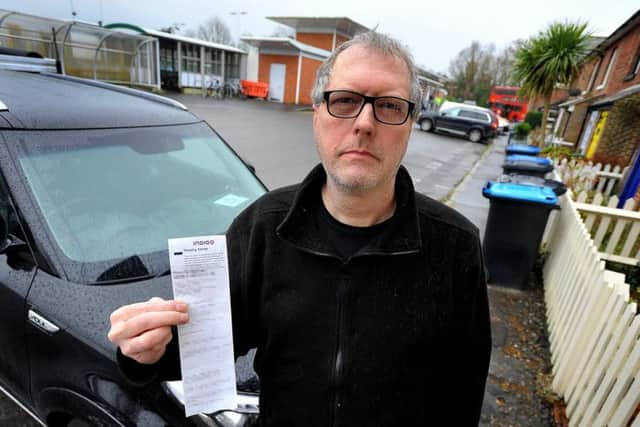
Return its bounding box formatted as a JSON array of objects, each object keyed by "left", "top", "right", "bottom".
[{"left": 168, "top": 235, "right": 237, "bottom": 417}]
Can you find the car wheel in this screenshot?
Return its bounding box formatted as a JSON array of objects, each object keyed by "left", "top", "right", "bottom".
[
  {"left": 468, "top": 129, "right": 482, "bottom": 143},
  {"left": 419, "top": 119, "right": 433, "bottom": 132}
]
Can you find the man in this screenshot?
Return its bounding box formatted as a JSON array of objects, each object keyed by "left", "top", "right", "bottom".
[
  {"left": 109, "top": 31, "right": 491, "bottom": 426},
  {"left": 434, "top": 93, "right": 444, "bottom": 111}
]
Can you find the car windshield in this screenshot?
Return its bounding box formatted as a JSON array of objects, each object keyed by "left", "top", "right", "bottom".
[{"left": 8, "top": 122, "right": 265, "bottom": 283}]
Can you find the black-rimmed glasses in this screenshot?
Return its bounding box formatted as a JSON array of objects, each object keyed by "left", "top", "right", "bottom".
[{"left": 323, "top": 90, "right": 415, "bottom": 125}]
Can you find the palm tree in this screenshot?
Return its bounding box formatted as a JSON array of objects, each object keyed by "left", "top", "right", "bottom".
[{"left": 512, "top": 21, "right": 591, "bottom": 146}]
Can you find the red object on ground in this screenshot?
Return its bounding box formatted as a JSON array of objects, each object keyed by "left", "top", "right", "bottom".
[{"left": 240, "top": 80, "right": 269, "bottom": 99}]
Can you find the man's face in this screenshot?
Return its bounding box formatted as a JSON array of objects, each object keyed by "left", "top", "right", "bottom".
[{"left": 313, "top": 45, "right": 413, "bottom": 194}]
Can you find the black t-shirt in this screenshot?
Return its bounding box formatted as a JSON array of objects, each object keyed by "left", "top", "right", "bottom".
[{"left": 315, "top": 195, "right": 391, "bottom": 259}]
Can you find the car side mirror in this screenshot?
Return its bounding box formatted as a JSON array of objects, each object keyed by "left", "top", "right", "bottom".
[
  {"left": 0, "top": 216, "right": 9, "bottom": 252},
  {"left": 241, "top": 157, "right": 256, "bottom": 174},
  {"left": 440, "top": 112, "right": 447, "bottom": 116}
]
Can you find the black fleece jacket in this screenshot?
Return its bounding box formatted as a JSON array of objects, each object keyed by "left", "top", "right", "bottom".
[{"left": 121, "top": 164, "right": 491, "bottom": 426}]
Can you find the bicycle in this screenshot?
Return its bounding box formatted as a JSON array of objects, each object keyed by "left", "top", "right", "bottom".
[
  {"left": 206, "top": 79, "right": 223, "bottom": 99},
  {"left": 223, "top": 81, "right": 241, "bottom": 99}
]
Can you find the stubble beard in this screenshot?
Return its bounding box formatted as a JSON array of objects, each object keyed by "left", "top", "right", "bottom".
[
  {"left": 324, "top": 160, "right": 394, "bottom": 197},
  {"left": 327, "top": 169, "right": 377, "bottom": 195}
]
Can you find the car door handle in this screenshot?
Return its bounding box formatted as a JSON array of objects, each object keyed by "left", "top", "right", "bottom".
[{"left": 28, "top": 309, "right": 60, "bottom": 334}]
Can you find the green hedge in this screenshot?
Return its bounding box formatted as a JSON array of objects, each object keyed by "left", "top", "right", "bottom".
[{"left": 525, "top": 111, "right": 543, "bottom": 129}]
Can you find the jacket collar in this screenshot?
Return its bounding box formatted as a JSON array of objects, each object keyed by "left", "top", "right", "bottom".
[{"left": 276, "top": 164, "right": 422, "bottom": 257}]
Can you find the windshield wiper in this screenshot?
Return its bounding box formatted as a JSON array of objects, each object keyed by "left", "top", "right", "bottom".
[
  {"left": 91, "top": 255, "right": 172, "bottom": 285},
  {"left": 95, "top": 255, "right": 150, "bottom": 283},
  {"left": 155, "top": 268, "right": 171, "bottom": 278}
]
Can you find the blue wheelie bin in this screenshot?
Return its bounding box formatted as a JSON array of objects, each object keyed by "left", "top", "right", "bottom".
[
  {"left": 482, "top": 182, "right": 559, "bottom": 289},
  {"left": 505, "top": 144, "right": 541, "bottom": 156}
]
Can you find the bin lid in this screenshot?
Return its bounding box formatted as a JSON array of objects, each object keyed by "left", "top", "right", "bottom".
[
  {"left": 505, "top": 154, "right": 552, "bottom": 166},
  {"left": 502, "top": 161, "right": 554, "bottom": 173},
  {"left": 498, "top": 174, "right": 567, "bottom": 196},
  {"left": 505, "top": 144, "right": 541, "bottom": 155},
  {"left": 482, "top": 181, "right": 559, "bottom": 206}
]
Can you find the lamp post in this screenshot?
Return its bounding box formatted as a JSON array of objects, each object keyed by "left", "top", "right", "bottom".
[{"left": 229, "top": 11, "right": 247, "bottom": 44}]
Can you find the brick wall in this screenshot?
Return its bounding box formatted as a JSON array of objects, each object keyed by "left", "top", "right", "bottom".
[
  {"left": 582, "top": 19, "right": 640, "bottom": 165},
  {"left": 591, "top": 28, "right": 640, "bottom": 97},
  {"left": 299, "top": 56, "right": 322, "bottom": 105},
  {"left": 296, "top": 33, "right": 333, "bottom": 51},
  {"left": 529, "top": 88, "right": 570, "bottom": 109},
  {"left": 258, "top": 54, "right": 299, "bottom": 104},
  {"left": 295, "top": 32, "right": 352, "bottom": 52},
  {"left": 609, "top": 29, "right": 640, "bottom": 94},
  {"left": 573, "top": 57, "right": 600, "bottom": 92},
  {"left": 591, "top": 93, "right": 640, "bottom": 166}
]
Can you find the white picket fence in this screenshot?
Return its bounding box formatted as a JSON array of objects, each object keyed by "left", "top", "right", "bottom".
[
  {"left": 572, "top": 192, "right": 640, "bottom": 267},
  {"left": 542, "top": 190, "right": 640, "bottom": 426},
  {"left": 554, "top": 158, "right": 629, "bottom": 196}
]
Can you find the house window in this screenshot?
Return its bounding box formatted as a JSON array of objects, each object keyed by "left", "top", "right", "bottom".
[
  {"left": 595, "top": 48, "right": 617, "bottom": 90},
  {"left": 624, "top": 46, "right": 640, "bottom": 81},
  {"left": 585, "top": 59, "right": 601, "bottom": 93}
]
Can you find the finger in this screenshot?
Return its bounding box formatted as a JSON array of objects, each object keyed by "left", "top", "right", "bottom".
[
  {"left": 108, "top": 310, "right": 188, "bottom": 344},
  {"left": 129, "top": 333, "right": 173, "bottom": 364},
  {"left": 110, "top": 298, "right": 189, "bottom": 323},
  {"left": 120, "top": 326, "right": 173, "bottom": 357},
  {"left": 110, "top": 298, "right": 188, "bottom": 323},
  {"left": 132, "top": 333, "right": 173, "bottom": 359}
]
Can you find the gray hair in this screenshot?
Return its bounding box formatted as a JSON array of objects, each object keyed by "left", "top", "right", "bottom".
[{"left": 311, "top": 31, "right": 422, "bottom": 119}]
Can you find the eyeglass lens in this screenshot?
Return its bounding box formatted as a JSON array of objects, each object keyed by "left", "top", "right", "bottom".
[{"left": 327, "top": 91, "right": 410, "bottom": 124}]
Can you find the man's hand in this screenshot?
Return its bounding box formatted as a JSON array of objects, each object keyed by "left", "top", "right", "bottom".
[{"left": 108, "top": 297, "right": 189, "bottom": 365}]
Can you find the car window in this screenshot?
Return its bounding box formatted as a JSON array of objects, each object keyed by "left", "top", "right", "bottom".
[
  {"left": 473, "top": 112, "right": 490, "bottom": 122},
  {"left": 441, "top": 108, "right": 460, "bottom": 117},
  {"left": 9, "top": 122, "right": 265, "bottom": 281},
  {"left": 457, "top": 110, "right": 474, "bottom": 119},
  {"left": 458, "top": 110, "right": 488, "bottom": 122}
]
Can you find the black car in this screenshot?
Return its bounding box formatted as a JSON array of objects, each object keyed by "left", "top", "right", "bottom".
[
  {"left": 417, "top": 104, "right": 498, "bottom": 143},
  {"left": 0, "top": 53, "right": 264, "bottom": 426}
]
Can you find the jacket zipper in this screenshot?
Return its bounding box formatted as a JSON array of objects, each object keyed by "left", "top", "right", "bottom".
[
  {"left": 277, "top": 233, "right": 420, "bottom": 425},
  {"left": 331, "top": 273, "right": 348, "bottom": 427}
]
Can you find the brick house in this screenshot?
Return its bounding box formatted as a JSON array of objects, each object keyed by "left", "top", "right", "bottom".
[
  {"left": 241, "top": 17, "right": 369, "bottom": 104},
  {"left": 549, "top": 10, "right": 640, "bottom": 167}
]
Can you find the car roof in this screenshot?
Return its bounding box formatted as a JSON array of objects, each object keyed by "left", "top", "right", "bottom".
[
  {"left": 0, "top": 69, "right": 201, "bottom": 130},
  {"left": 441, "top": 101, "right": 491, "bottom": 114}
]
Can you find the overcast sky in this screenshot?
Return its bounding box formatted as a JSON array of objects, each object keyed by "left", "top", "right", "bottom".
[{"left": 3, "top": 0, "right": 638, "bottom": 73}]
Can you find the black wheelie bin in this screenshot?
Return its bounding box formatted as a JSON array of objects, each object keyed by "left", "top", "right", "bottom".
[{"left": 482, "top": 182, "right": 560, "bottom": 289}]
